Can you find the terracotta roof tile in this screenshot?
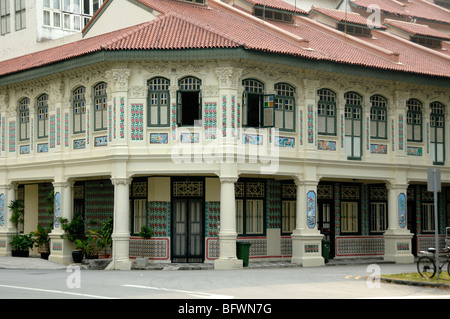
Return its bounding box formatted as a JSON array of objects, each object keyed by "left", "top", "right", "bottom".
[
  {"left": 384, "top": 19, "right": 450, "bottom": 40},
  {"left": 309, "top": 6, "right": 383, "bottom": 28},
  {"left": 244, "top": 0, "right": 307, "bottom": 14},
  {"left": 0, "top": 0, "right": 449, "bottom": 80},
  {"left": 350, "top": 0, "right": 450, "bottom": 25}
]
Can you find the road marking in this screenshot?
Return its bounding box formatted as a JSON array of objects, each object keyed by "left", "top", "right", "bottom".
[
  {"left": 0, "top": 284, "right": 116, "bottom": 299},
  {"left": 364, "top": 295, "right": 450, "bottom": 299},
  {"left": 123, "top": 284, "right": 234, "bottom": 299}
]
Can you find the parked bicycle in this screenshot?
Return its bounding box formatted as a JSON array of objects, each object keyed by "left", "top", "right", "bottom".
[{"left": 417, "top": 247, "right": 450, "bottom": 278}]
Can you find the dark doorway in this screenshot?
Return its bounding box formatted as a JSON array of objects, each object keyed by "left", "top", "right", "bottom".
[{"left": 172, "top": 198, "right": 203, "bottom": 263}]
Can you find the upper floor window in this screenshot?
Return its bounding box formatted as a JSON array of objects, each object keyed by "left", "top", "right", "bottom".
[
  {"left": 15, "top": 0, "right": 26, "bottom": 31},
  {"left": 94, "top": 82, "right": 107, "bottom": 131},
  {"left": 370, "top": 95, "right": 387, "bottom": 139},
  {"left": 19, "top": 97, "right": 30, "bottom": 141},
  {"left": 317, "top": 88, "right": 336, "bottom": 135},
  {"left": 148, "top": 77, "right": 170, "bottom": 127},
  {"left": 73, "top": 86, "right": 86, "bottom": 134},
  {"left": 242, "top": 79, "right": 275, "bottom": 128},
  {"left": 37, "top": 94, "right": 49, "bottom": 138},
  {"left": 406, "top": 98, "right": 422, "bottom": 142},
  {"left": 274, "top": 83, "right": 295, "bottom": 131},
  {"left": 344, "top": 92, "right": 362, "bottom": 160},
  {"left": 177, "top": 77, "right": 201, "bottom": 126},
  {"left": 430, "top": 101, "right": 445, "bottom": 165},
  {"left": 43, "top": 0, "right": 62, "bottom": 28},
  {"left": 0, "top": 0, "right": 11, "bottom": 35}
]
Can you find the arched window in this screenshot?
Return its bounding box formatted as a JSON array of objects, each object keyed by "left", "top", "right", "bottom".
[
  {"left": 406, "top": 98, "right": 422, "bottom": 142},
  {"left": 344, "top": 92, "right": 362, "bottom": 160},
  {"left": 148, "top": 77, "right": 170, "bottom": 127},
  {"left": 317, "top": 88, "right": 336, "bottom": 135},
  {"left": 37, "top": 94, "right": 49, "bottom": 138},
  {"left": 242, "top": 79, "right": 275, "bottom": 128},
  {"left": 73, "top": 86, "right": 86, "bottom": 134},
  {"left": 19, "top": 97, "right": 30, "bottom": 141},
  {"left": 94, "top": 82, "right": 107, "bottom": 131},
  {"left": 430, "top": 101, "right": 445, "bottom": 164},
  {"left": 177, "top": 77, "right": 201, "bottom": 126},
  {"left": 274, "top": 83, "right": 295, "bottom": 131},
  {"left": 370, "top": 95, "right": 387, "bottom": 139}
]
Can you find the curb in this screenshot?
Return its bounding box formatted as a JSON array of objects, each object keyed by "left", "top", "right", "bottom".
[{"left": 380, "top": 277, "right": 450, "bottom": 289}]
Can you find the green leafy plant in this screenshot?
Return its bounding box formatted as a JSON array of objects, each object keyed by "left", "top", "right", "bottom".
[
  {"left": 33, "top": 190, "right": 54, "bottom": 253},
  {"left": 100, "top": 217, "right": 113, "bottom": 254},
  {"left": 33, "top": 225, "right": 50, "bottom": 246},
  {"left": 11, "top": 233, "right": 35, "bottom": 252},
  {"left": 139, "top": 225, "right": 153, "bottom": 239},
  {"left": 75, "top": 234, "right": 102, "bottom": 259},
  {"left": 8, "top": 199, "right": 24, "bottom": 232},
  {"left": 60, "top": 211, "right": 86, "bottom": 243}
]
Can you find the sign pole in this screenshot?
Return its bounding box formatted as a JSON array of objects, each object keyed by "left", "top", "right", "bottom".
[{"left": 428, "top": 168, "right": 441, "bottom": 279}]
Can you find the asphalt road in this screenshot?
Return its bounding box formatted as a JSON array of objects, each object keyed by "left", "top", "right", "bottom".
[{"left": 0, "top": 262, "right": 448, "bottom": 301}]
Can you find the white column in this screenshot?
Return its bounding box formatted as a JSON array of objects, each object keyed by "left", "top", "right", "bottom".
[
  {"left": 49, "top": 180, "right": 74, "bottom": 265},
  {"left": 214, "top": 177, "right": 243, "bottom": 270},
  {"left": 0, "top": 183, "right": 17, "bottom": 256},
  {"left": 384, "top": 181, "right": 414, "bottom": 263},
  {"left": 109, "top": 177, "right": 132, "bottom": 270},
  {"left": 291, "top": 176, "right": 324, "bottom": 267}
]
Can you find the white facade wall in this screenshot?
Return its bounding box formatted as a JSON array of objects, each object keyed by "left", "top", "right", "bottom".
[{"left": 0, "top": 56, "right": 448, "bottom": 268}]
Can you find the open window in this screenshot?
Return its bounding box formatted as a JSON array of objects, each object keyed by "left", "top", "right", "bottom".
[
  {"left": 177, "top": 77, "right": 202, "bottom": 127},
  {"left": 242, "top": 79, "right": 274, "bottom": 128}
]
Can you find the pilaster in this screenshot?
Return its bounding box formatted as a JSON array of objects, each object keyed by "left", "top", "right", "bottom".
[
  {"left": 48, "top": 180, "right": 74, "bottom": 265},
  {"left": 303, "top": 79, "right": 320, "bottom": 152},
  {"left": 214, "top": 168, "right": 243, "bottom": 270},
  {"left": 108, "top": 177, "right": 132, "bottom": 270},
  {"left": 384, "top": 180, "right": 414, "bottom": 263},
  {"left": 106, "top": 68, "right": 131, "bottom": 147},
  {"left": 393, "top": 90, "right": 408, "bottom": 158},
  {"left": 0, "top": 182, "right": 17, "bottom": 256},
  {"left": 291, "top": 175, "right": 324, "bottom": 267}
]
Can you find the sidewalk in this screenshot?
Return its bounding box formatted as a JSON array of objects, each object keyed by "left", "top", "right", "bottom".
[
  {"left": 0, "top": 256, "right": 67, "bottom": 270},
  {"left": 0, "top": 255, "right": 392, "bottom": 270}
]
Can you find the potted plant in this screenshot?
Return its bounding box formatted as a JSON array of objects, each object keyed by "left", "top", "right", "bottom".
[
  {"left": 60, "top": 211, "right": 86, "bottom": 263},
  {"left": 33, "top": 225, "right": 51, "bottom": 259},
  {"left": 33, "top": 191, "right": 54, "bottom": 260},
  {"left": 75, "top": 234, "right": 102, "bottom": 259},
  {"left": 8, "top": 199, "right": 24, "bottom": 231},
  {"left": 135, "top": 225, "right": 153, "bottom": 267},
  {"left": 11, "top": 233, "right": 35, "bottom": 257},
  {"left": 98, "top": 217, "right": 113, "bottom": 258}
]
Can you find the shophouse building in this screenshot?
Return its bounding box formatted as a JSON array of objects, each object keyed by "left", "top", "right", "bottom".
[{"left": 0, "top": 0, "right": 449, "bottom": 270}]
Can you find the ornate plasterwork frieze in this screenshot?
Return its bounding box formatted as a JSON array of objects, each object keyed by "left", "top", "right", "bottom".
[
  {"left": 106, "top": 69, "right": 131, "bottom": 92},
  {"left": 128, "top": 86, "right": 147, "bottom": 99},
  {"left": 0, "top": 92, "right": 9, "bottom": 113},
  {"left": 215, "top": 67, "right": 243, "bottom": 90}
]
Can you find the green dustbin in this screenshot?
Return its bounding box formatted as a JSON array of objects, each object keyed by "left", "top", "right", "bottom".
[
  {"left": 236, "top": 242, "right": 252, "bottom": 267},
  {"left": 322, "top": 240, "right": 330, "bottom": 263}
]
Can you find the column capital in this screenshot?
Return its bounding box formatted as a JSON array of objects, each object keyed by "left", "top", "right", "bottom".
[
  {"left": 219, "top": 177, "right": 239, "bottom": 184},
  {"left": 111, "top": 177, "right": 132, "bottom": 186},
  {"left": 385, "top": 179, "right": 408, "bottom": 191}
]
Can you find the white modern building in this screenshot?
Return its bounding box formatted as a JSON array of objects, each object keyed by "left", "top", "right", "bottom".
[{"left": 0, "top": 0, "right": 105, "bottom": 61}]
